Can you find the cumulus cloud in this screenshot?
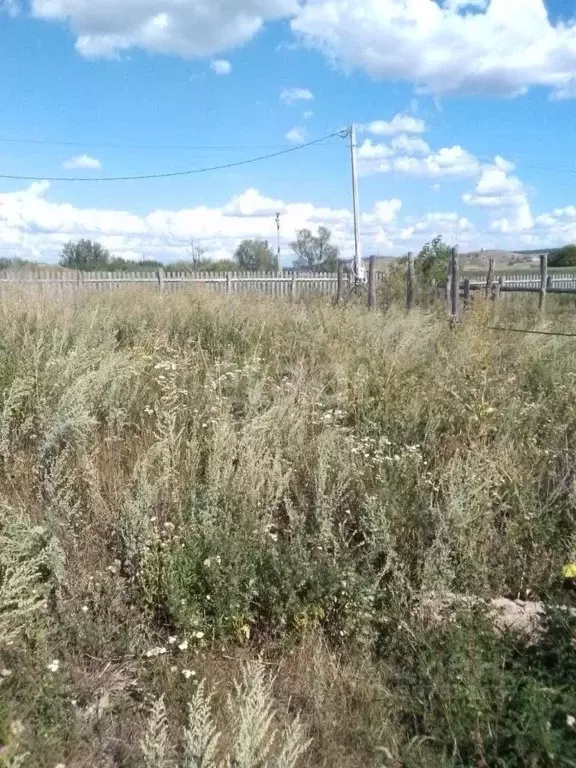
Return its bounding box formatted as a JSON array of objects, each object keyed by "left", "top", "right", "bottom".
[
  {"left": 0, "top": 182, "right": 409, "bottom": 260},
  {"left": 461, "top": 160, "right": 535, "bottom": 234},
  {"left": 463, "top": 167, "right": 526, "bottom": 208},
  {"left": 3, "top": 180, "right": 503, "bottom": 259},
  {"left": 390, "top": 134, "right": 430, "bottom": 155},
  {"left": 210, "top": 58, "right": 231, "bottom": 75},
  {"left": 12, "top": 2, "right": 576, "bottom": 99},
  {"left": 360, "top": 143, "right": 481, "bottom": 179},
  {"left": 285, "top": 126, "right": 307, "bottom": 143},
  {"left": 292, "top": 0, "right": 576, "bottom": 98},
  {"left": 223, "top": 188, "right": 286, "bottom": 217},
  {"left": 362, "top": 114, "right": 426, "bottom": 136},
  {"left": 29, "top": 0, "right": 299, "bottom": 59},
  {"left": 280, "top": 87, "right": 314, "bottom": 105},
  {"left": 62, "top": 154, "right": 102, "bottom": 170}
]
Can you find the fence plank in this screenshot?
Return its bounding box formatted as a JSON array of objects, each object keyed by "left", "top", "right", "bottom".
[
  {"left": 486, "top": 257, "right": 495, "bottom": 298},
  {"left": 406, "top": 251, "right": 416, "bottom": 311},
  {"left": 539, "top": 254, "right": 548, "bottom": 312},
  {"left": 450, "top": 247, "right": 460, "bottom": 321},
  {"left": 368, "top": 255, "right": 376, "bottom": 310}
]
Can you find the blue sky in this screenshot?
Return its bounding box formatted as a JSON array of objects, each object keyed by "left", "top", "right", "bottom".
[{"left": 1, "top": 0, "right": 576, "bottom": 263}]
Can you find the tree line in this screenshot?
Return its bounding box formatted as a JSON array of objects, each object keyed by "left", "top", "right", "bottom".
[{"left": 54, "top": 226, "right": 340, "bottom": 272}]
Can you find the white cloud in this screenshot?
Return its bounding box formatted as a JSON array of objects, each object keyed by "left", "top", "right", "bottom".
[
  {"left": 398, "top": 211, "right": 475, "bottom": 243},
  {"left": 15, "top": 1, "right": 576, "bottom": 100},
  {"left": 463, "top": 167, "right": 526, "bottom": 208},
  {"left": 285, "top": 126, "right": 307, "bottom": 143},
  {"left": 357, "top": 139, "right": 394, "bottom": 161},
  {"left": 302, "top": 110, "right": 314, "bottom": 120},
  {"left": 390, "top": 134, "right": 430, "bottom": 155},
  {"left": 62, "top": 154, "right": 102, "bottom": 170},
  {"left": 29, "top": 0, "right": 298, "bottom": 58},
  {"left": 280, "top": 87, "right": 314, "bottom": 105},
  {"left": 491, "top": 204, "right": 535, "bottom": 234},
  {"left": 292, "top": 0, "right": 576, "bottom": 98},
  {"left": 361, "top": 144, "right": 481, "bottom": 179},
  {"left": 210, "top": 58, "right": 231, "bottom": 75},
  {"left": 0, "top": 181, "right": 467, "bottom": 261},
  {"left": 362, "top": 114, "right": 426, "bottom": 136},
  {"left": 223, "top": 189, "right": 286, "bottom": 217}
]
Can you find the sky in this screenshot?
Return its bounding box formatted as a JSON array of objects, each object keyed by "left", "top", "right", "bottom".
[{"left": 1, "top": 0, "right": 576, "bottom": 264}]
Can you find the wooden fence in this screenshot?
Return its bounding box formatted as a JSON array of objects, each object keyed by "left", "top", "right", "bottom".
[
  {"left": 433, "top": 251, "right": 576, "bottom": 322},
  {"left": 0, "top": 269, "right": 350, "bottom": 297}
]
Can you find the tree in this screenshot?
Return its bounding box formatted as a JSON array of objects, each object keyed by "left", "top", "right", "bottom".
[
  {"left": 187, "top": 239, "right": 206, "bottom": 267},
  {"left": 415, "top": 235, "right": 452, "bottom": 283},
  {"left": 549, "top": 245, "right": 576, "bottom": 267},
  {"left": 290, "top": 227, "right": 339, "bottom": 272},
  {"left": 234, "top": 240, "right": 276, "bottom": 271},
  {"left": 60, "top": 239, "right": 111, "bottom": 270}
]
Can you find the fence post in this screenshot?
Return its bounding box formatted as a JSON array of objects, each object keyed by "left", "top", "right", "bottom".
[
  {"left": 463, "top": 278, "right": 471, "bottom": 309},
  {"left": 226, "top": 273, "right": 231, "bottom": 294},
  {"left": 336, "top": 260, "right": 344, "bottom": 305},
  {"left": 291, "top": 271, "right": 297, "bottom": 301},
  {"left": 486, "top": 257, "right": 495, "bottom": 298},
  {"left": 539, "top": 253, "right": 548, "bottom": 312},
  {"left": 450, "top": 246, "right": 460, "bottom": 322},
  {"left": 157, "top": 267, "right": 165, "bottom": 294},
  {"left": 76, "top": 269, "right": 84, "bottom": 291},
  {"left": 368, "top": 255, "right": 376, "bottom": 310},
  {"left": 406, "top": 251, "right": 416, "bottom": 311}
]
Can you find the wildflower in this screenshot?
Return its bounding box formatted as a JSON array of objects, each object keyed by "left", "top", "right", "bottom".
[
  {"left": 168, "top": 636, "right": 177, "bottom": 645},
  {"left": 145, "top": 647, "right": 167, "bottom": 658},
  {"left": 1, "top": 669, "right": 12, "bottom": 678},
  {"left": 567, "top": 715, "right": 576, "bottom": 729},
  {"left": 81, "top": 605, "right": 89, "bottom": 613},
  {"left": 193, "top": 631, "right": 205, "bottom": 640},
  {"left": 47, "top": 660, "right": 60, "bottom": 673},
  {"left": 9, "top": 721, "right": 24, "bottom": 737},
  {"left": 178, "top": 639, "right": 189, "bottom": 651},
  {"left": 182, "top": 669, "right": 196, "bottom": 680}
]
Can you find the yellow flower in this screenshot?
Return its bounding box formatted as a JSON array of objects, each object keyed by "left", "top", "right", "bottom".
[{"left": 562, "top": 563, "right": 576, "bottom": 579}]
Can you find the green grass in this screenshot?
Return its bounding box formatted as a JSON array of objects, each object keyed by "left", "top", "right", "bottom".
[{"left": 0, "top": 287, "right": 575, "bottom": 766}]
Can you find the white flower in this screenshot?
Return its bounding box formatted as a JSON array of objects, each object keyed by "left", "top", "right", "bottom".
[
  {"left": 145, "top": 647, "right": 167, "bottom": 658},
  {"left": 47, "top": 660, "right": 60, "bottom": 673},
  {"left": 1, "top": 669, "right": 13, "bottom": 678},
  {"left": 178, "top": 639, "right": 189, "bottom": 651},
  {"left": 81, "top": 605, "right": 89, "bottom": 613},
  {"left": 567, "top": 714, "right": 576, "bottom": 728},
  {"left": 168, "top": 636, "right": 177, "bottom": 645},
  {"left": 192, "top": 631, "right": 205, "bottom": 640},
  {"left": 182, "top": 669, "right": 196, "bottom": 680}
]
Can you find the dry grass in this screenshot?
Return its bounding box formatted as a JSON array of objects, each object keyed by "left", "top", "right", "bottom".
[{"left": 0, "top": 287, "right": 575, "bottom": 767}]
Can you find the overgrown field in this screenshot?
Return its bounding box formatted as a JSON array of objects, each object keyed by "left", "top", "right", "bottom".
[{"left": 0, "top": 289, "right": 575, "bottom": 767}]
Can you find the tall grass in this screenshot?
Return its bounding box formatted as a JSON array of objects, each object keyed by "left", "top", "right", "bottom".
[{"left": 0, "top": 287, "right": 574, "bottom": 766}]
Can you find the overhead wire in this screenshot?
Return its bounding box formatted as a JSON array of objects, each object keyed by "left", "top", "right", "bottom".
[
  {"left": 0, "top": 130, "right": 348, "bottom": 182},
  {"left": 0, "top": 136, "right": 338, "bottom": 151}
]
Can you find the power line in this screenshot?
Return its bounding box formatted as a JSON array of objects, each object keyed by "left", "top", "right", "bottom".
[
  {"left": 0, "top": 136, "right": 338, "bottom": 151},
  {"left": 0, "top": 131, "right": 347, "bottom": 183}
]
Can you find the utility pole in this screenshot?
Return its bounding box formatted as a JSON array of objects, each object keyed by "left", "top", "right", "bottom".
[
  {"left": 275, "top": 212, "right": 281, "bottom": 271},
  {"left": 349, "top": 122, "right": 365, "bottom": 283}
]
